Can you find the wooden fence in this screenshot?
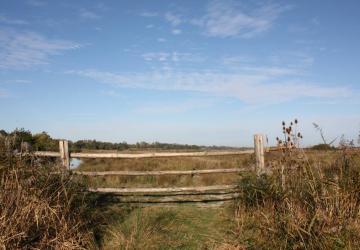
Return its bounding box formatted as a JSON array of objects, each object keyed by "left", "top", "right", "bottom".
[{"left": 33, "top": 134, "right": 266, "bottom": 203}]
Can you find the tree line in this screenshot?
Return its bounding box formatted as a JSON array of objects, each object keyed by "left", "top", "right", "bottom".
[{"left": 0, "top": 128, "right": 241, "bottom": 152}]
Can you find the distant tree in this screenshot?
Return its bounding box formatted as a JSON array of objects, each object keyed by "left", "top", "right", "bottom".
[
  {"left": 311, "top": 144, "right": 335, "bottom": 150},
  {"left": 33, "top": 132, "right": 57, "bottom": 151},
  {"left": 10, "top": 128, "right": 34, "bottom": 149}
]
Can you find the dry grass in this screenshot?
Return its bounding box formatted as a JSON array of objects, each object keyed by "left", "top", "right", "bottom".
[
  {"left": 3, "top": 130, "right": 360, "bottom": 250},
  {"left": 97, "top": 204, "right": 235, "bottom": 250},
  {"left": 231, "top": 149, "right": 360, "bottom": 249},
  {"left": 0, "top": 136, "right": 97, "bottom": 249},
  {"left": 77, "top": 154, "right": 254, "bottom": 188}
]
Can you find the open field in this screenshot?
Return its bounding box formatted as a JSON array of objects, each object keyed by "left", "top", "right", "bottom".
[
  {"left": 74, "top": 149, "right": 360, "bottom": 249},
  {"left": 2, "top": 138, "right": 360, "bottom": 249},
  {"left": 77, "top": 154, "right": 254, "bottom": 189}
]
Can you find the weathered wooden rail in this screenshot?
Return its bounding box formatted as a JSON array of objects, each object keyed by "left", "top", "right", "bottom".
[
  {"left": 73, "top": 168, "right": 247, "bottom": 176},
  {"left": 32, "top": 134, "right": 266, "bottom": 203}
]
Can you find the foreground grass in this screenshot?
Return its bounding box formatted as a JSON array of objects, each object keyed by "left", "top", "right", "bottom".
[
  {"left": 0, "top": 138, "right": 98, "bottom": 249},
  {"left": 97, "top": 204, "right": 236, "bottom": 250}
]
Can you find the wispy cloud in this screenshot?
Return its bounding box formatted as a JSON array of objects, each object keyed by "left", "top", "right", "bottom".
[
  {"left": 0, "top": 14, "right": 28, "bottom": 25},
  {"left": 172, "top": 29, "right": 182, "bottom": 35},
  {"left": 141, "top": 51, "right": 204, "bottom": 65},
  {"left": 157, "top": 38, "right": 166, "bottom": 42},
  {"left": 0, "top": 29, "right": 81, "bottom": 69},
  {"left": 141, "top": 1, "right": 289, "bottom": 38},
  {"left": 68, "top": 69, "right": 351, "bottom": 104},
  {"left": 191, "top": 0, "right": 291, "bottom": 38},
  {"left": 5, "top": 79, "right": 32, "bottom": 84},
  {"left": 80, "top": 9, "right": 101, "bottom": 20},
  {"left": 142, "top": 52, "right": 195, "bottom": 63},
  {"left": 164, "top": 12, "right": 183, "bottom": 26}
]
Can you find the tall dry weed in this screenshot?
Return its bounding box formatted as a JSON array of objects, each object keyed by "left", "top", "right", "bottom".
[{"left": 0, "top": 135, "right": 97, "bottom": 249}]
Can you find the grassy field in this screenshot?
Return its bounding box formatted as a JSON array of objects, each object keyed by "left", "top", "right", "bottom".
[
  {"left": 77, "top": 154, "right": 254, "bottom": 188},
  {"left": 76, "top": 149, "right": 360, "bottom": 249},
  {"left": 2, "top": 142, "right": 360, "bottom": 249}
]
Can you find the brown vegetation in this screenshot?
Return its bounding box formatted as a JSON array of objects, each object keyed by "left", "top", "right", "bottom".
[
  {"left": 0, "top": 136, "right": 97, "bottom": 249},
  {"left": 232, "top": 149, "right": 360, "bottom": 249}
]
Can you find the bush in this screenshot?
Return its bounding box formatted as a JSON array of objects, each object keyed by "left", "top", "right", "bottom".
[
  {"left": 311, "top": 143, "right": 335, "bottom": 150},
  {"left": 0, "top": 136, "right": 97, "bottom": 249},
  {"left": 234, "top": 151, "right": 360, "bottom": 249}
]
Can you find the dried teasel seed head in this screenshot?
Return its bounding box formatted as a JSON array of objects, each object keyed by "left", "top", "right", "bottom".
[
  {"left": 282, "top": 121, "right": 285, "bottom": 126},
  {"left": 290, "top": 122, "right": 293, "bottom": 126},
  {"left": 276, "top": 137, "right": 279, "bottom": 141},
  {"left": 294, "top": 119, "right": 298, "bottom": 124},
  {"left": 297, "top": 132, "right": 301, "bottom": 137},
  {"left": 287, "top": 137, "right": 291, "bottom": 142}
]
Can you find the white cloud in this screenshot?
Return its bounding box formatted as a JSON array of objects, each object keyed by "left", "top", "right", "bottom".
[
  {"left": 68, "top": 69, "right": 351, "bottom": 104},
  {"left": 157, "top": 38, "right": 166, "bottom": 42},
  {"left": 146, "top": 24, "right": 154, "bottom": 29},
  {"left": 80, "top": 9, "right": 101, "bottom": 20},
  {"left": 192, "top": 0, "right": 290, "bottom": 38},
  {"left": 172, "top": 29, "right": 182, "bottom": 35},
  {"left": 5, "top": 79, "right": 32, "bottom": 84},
  {"left": 0, "top": 15, "right": 28, "bottom": 25},
  {"left": 0, "top": 29, "right": 81, "bottom": 69},
  {"left": 141, "top": 52, "right": 198, "bottom": 63},
  {"left": 142, "top": 52, "right": 169, "bottom": 62},
  {"left": 165, "top": 12, "right": 183, "bottom": 26}
]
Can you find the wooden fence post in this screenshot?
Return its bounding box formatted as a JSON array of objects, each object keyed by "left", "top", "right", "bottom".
[
  {"left": 59, "top": 140, "right": 70, "bottom": 169},
  {"left": 254, "top": 134, "right": 265, "bottom": 175}
]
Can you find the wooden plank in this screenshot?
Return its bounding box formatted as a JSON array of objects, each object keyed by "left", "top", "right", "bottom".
[
  {"left": 33, "top": 151, "right": 61, "bottom": 157},
  {"left": 254, "top": 134, "right": 265, "bottom": 174},
  {"left": 70, "top": 150, "right": 253, "bottom": 159},
  {"left": 88, "top": 184, "right": 238, "bottom": 194},
  {"left": 111, "top": 193, "right": 241, "bottom": 203},
  {"left": 74, "top": 168, "right": 248, "bottom": 176}
]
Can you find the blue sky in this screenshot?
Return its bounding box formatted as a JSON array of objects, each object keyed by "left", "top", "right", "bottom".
[{"left": 0, "top": 0, "right": 359, "bottom": 146}]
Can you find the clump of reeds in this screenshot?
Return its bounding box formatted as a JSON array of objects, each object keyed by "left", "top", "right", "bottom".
[
  {"left": 0, "top": 135, "right": 97, "bottom": 249},
  {"left": 234, "top": 141, "right": 360, "bottom": 249}
]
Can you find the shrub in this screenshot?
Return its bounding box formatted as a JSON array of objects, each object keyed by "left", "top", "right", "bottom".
[
  {"left": 311, "top": 143, "right": 336, "bottom": 150},
  {"left": 0, "top": 135, "right": 97, "bottom": 249},
  {"left": 234, "top": 150, "right": 360, "bottom": 249}
]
